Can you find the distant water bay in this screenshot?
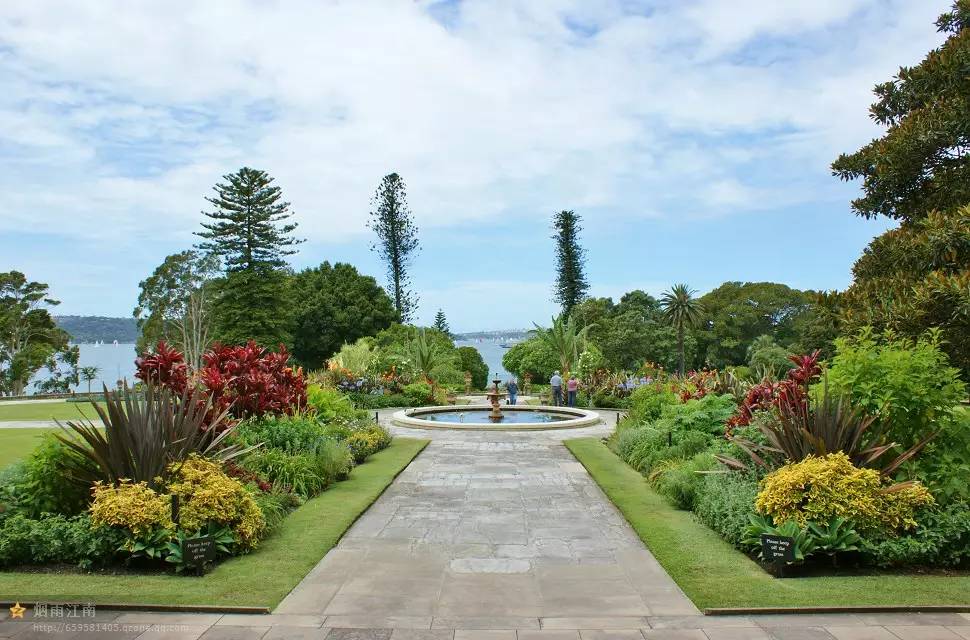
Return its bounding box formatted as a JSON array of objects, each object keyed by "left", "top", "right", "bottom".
[
  {"left": 29, "top": 342, "right": 138, "bottom": 394},
  {"left": 27, "top": 339, "right": 513, "bottom": 395},
  {"left": 455, "top": 339, "right": 513, "bottom": 381}
]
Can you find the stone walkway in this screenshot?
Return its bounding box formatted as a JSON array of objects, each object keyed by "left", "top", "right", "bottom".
[
  {"left": 275, "top": 418, "right": 695, "bottom": 626},
  {"left": 1, "top": 411, "right": 968, "bottom": 639}
]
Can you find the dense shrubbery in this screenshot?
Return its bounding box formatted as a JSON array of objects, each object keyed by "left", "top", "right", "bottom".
[
  {"left": 693, "top": 473, "right": 760, "bottom": 547},
  {"left": 2, "top": 435, "right": 93, "bottom": 518},
  {"left": 136, "top": 340, "right": 308, "bottom": 422},
  {"left": 0, "top": 514, "right": 124, "bottom": 569},
  {"left": 610, "top": 330, "right": 969, "bottom": 572},
  {"left": 0, "top": 339, "right": 393, "bottom": 573},
  {"left": 755, "top": 453, "right": 933, "bottom": 534}
]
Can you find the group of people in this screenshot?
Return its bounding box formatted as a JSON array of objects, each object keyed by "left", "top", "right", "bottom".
[
  {"left": 501, "top": 372, "right": 580, "bottom": 407},
  {"left": 619, "top": 374, "right": 652, "bottom": 391},
  {"left": 549, "top": 371, "right": 580, "bottom": 407}
]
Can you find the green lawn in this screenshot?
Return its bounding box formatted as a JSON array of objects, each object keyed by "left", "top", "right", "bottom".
[
  {"left": 0, "top": 437, "right": 429, "bottom": 609},
  {"left": 0, "top": 401, "right": 106, "bottom": 422},
  {"left": 0, "top": 428, "right": 57, "bottom": 467},
  {"left": 565, "top": 437, "right": 970, "bottom": 611}
]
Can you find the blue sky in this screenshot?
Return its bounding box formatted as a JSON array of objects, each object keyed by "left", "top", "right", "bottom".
[{"left": 0, "top": 1, "right": 947, "bottom": 332}]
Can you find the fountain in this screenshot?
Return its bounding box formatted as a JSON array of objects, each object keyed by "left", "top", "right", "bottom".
[
  {"left": 484, "top": 377, "right": 506, "bottom": 422},
  {"left": 390, "top": 373, "right": 601, "bottom": 430}
]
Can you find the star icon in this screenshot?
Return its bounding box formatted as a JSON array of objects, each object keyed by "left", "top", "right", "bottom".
[{"left": 8, "top": 602, "right": 26, "bottom": 619}]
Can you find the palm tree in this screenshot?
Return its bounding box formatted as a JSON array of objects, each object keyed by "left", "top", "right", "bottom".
[
  {"left": 407, "top": 329, "right": 447, "bottom": 384},
  {"left": 533, "top": 314, "right": 591, "bottom": 375},
  {"left": 660, "top": 284, "right": 704, "bottom": 377},
  {"left": 79, "top": 366, "right": 100, "bottom": 395}
]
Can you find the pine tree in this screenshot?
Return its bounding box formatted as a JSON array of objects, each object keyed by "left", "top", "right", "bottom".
[
  {"left": 551, "top": 210, "right": 590, "bottom": 317},
  {"left": 195, "top": 167, "right": 303, "bottom": 347},
  {"left": 196, "top": 167, "right": 304, "bottom": 273},
  {"left": 433, "top": 309, "right": 452, "bottom": 338},
  {"left": 368, "top": 173, "right": 420, "bottom": 322}
]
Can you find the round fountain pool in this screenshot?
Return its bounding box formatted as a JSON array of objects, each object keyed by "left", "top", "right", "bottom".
[{"left": 391, "top": 405, "right": 601, "bottom": 430}]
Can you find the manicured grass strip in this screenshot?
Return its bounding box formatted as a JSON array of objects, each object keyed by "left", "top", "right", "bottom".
[
  {"left": 0, "top": 401, "right": 106, "bottom": 422},
  {"left": 564, "top": 437, "right": 970, "bottom": 610},
  {"left": 0, "top": 437, "right": 429, "bottom": 608},
  {"left": 0, "top": 428, "right": 57, "bottom": 467}
]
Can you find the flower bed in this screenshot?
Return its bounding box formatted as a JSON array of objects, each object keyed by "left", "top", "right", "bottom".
[
  {"left": 0, "top": 341, "right": 393, "bottom": 575},
  {"left": 608, "top": 330, "right": 970, "bottom": 573}
]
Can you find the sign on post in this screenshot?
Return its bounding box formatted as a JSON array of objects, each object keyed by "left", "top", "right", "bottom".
[
  {"left": 182, "top": 535, "right": 216, "bottom": 575},
  {"left": 760, "top": 534, "right": 795, "bottom": 577}
]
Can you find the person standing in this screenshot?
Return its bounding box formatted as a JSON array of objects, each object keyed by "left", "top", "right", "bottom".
[
  {"left": 567, "top": 374, "right": 580, "bottom": 407},
  {"left": 550, "top": 370, "right": 563, "bottom": 406},
  {"left": 507, "top": 377, "right": 519, "bottom": 406}
]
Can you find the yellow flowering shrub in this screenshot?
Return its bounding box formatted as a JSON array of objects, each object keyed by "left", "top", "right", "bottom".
[
  {"left": 755, "top": 452, "right": 934, "bottom": 533},
  {"left": 90, "top": 481, "right": 173, "bottom": 537},
  {"left": 345, "top": 426, "right": 391, "bottom": 463},
  {"left": 167, "top": 456, "right": 265, "bottom": 549},
  {"left": 345, "top": 431, "right": 381, "bottom": 463}
]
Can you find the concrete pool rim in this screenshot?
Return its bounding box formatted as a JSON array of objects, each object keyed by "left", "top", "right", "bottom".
[{"left": 390, "top": 404, "right": 602, "bottom": 431}]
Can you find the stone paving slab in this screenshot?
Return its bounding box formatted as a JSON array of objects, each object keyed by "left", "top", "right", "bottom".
[{"left": 275, "top": 421, "right": 693, "bottom": 622}]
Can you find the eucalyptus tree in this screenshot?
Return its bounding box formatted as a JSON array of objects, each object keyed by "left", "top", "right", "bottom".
[
  {"left": 0, "top": 271, "right": 69, "bottom": 396},
  {"left": 134, "top": 250, "right": 219, "bottom": 369},
  {"left": 660, "top": 284, "right": 704, "bottom": 377}
]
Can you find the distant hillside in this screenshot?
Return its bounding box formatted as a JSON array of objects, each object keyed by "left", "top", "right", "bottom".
[
  {"left": 55, "top": 316, "right": 139, "bottom": 343},
  {"left": 454, "top": 329, "right": 530, "bottom": 341}
]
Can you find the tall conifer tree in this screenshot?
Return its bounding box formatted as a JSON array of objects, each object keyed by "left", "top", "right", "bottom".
[
  {"left": 195, "top": 167, "right": 304, "bottom": 346},
  {"left": 433, "top": 309, "right": 452, "bottom": 338},
  {"left": 368, "top": 173, "right": 420, "bottom": 322},
  {"left": 196, "top": 167, "right": 303, "bottom": 272},
  {"left": 551, "top": 210, "right": 589, "bottom": 317}
]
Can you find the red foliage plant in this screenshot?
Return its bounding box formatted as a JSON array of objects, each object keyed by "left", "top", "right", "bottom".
[
  {"left": 135, "top": 340, "right": 189, "bottom": 394},
  {"left": 201, "top": 341, "right": 306, "bottom": 419},
  {"left": 676, "top": 369, "right": 718, "bottom": 402},
  {"left": 725, "top": 350, "right": 821, "bottom": 434},
  {"left": 135, "top": 340, "right": 307, "bottom": 425}
]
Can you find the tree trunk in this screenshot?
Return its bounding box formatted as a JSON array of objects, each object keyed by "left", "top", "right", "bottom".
[{"left": 677, "top": 325, "right": 685, "bottom": 378}]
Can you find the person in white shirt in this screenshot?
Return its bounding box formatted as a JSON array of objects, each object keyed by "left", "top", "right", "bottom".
[{"left": 550, "top": 371, "right": 563, "bottom": 406}]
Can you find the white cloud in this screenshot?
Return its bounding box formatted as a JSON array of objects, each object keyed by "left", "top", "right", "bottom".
[{"left": 0, "top": 0, "right": 952, "bottom": 305}]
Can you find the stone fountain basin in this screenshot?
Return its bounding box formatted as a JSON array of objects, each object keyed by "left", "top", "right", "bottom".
[{"left": 391, "top": 405, "right": 601, "bottom": 431}]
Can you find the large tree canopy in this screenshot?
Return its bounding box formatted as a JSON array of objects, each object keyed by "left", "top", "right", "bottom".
[
  {"left": 832, "top": 2, "right": 970, "bottom": 223},
  {"left": 0, "top": 271, "right": 70, "bottom": 396},
  {"left": 133, "top": 250, "right": 219, "bottom": 368},
  {"left": 832, "top": 1, "right": 970, "bottom": 378},
  {"left": 694, "top": 282, "right": 812, "bottom": 369},
  {"left": 573, "top": 291, "right": 683, "bottom": 372},
  {"left": 290, "top": 262, "right": 398, "bottom": 369},
  {"left": 457, "top": 346, "right": 489, "bottom": 389},
  {"left": 502, "top": 337, "right": 560, "bottom": 383}
]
